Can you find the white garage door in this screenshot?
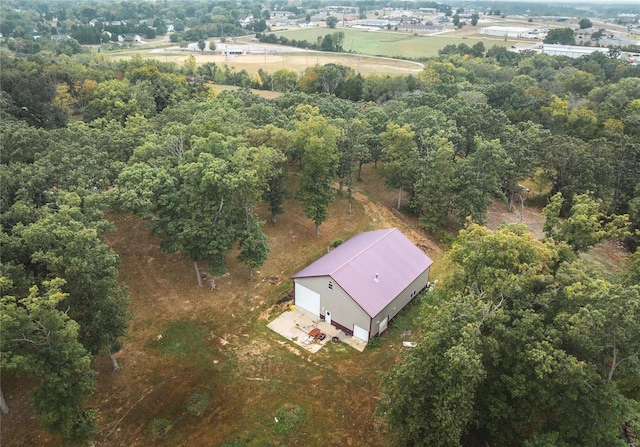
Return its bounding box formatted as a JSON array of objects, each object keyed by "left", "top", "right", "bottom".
[
  {"left": 295, "top": 283, "right": 320, "bottom": 316},
  {"left": 353, "top": 324, "right": 369, "bottom": 341}
]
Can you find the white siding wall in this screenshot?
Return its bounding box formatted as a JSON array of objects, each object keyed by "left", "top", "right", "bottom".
[
  {"left": 371, "top": 267, "right": 430, "bottom": 337},
  {"left": 294, "top": 276, "right": 371, "bottom": 334}
]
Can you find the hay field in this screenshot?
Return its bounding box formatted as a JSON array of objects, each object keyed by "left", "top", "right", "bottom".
[{"left": 109, "top": 44, "right": 425, "bottom": 76}]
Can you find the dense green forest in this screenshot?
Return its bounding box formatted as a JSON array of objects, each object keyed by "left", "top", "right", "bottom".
[{"left": 1, "top": 21, "right": 640, "bottom": 445}]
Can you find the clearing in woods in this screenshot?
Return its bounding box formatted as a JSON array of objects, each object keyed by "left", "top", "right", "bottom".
[{"left": 0, "top": 165, "right": 628, "bottom": 446}]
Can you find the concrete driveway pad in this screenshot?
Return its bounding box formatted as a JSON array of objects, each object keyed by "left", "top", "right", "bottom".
[{"left": 267, "top": 307, "right": 367, "bottom": 353}]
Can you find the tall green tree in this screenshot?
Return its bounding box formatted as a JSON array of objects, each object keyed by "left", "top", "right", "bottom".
[
  {"left": 380, "top": 123, "right": 419, "bottom": 210},
  {"left": 237, "top": 216, "right": 269, "bottom": 281},
  {"left": 243, "top": 126, "right": 290, "bottom": 223},
  {"left": 292, "top": 106, "right": 339, "bottom": 235},
  {"left": 2, "top": 191, "right": 130, "bottom": 364},
  {"left": 272, "top": 69, "right": 298, "bottom": 93},
  {"left": 84, "top": 79, "right": 155, "bottom": 123},
  {"left": 298, "top": 135, "right": 339, "bottom": 236},
  {"left": 1, "top": 278, "right": 98, "bottom": 445},
  {"left": 544, "top": 27, "right": 576, "bottom": 45},
  {"left": 230, "top": 145, "right": 283, "bottom": 279},
  {"left": 168, "top": 152, "right": 240, "bottom": 286},
  {"left": 413, "top": 137, "right": 457, "bottom": 231},
  {"left": 541, "top": 135, "right": 601, "bottom": 214},
  {"left": 337, "top": 117, "right": 372, "bottom": 213},
  {"left": 117, "top": 136, "right": 279, "bottom": 286},
  {"left": 264, "top": 157, "right": 288, "bottom": 224},
  {"left": 579, "top": 18, "right": 593, "bottom": 29},
  {"left": 453, "top": 138, "right": 512, "bottom": 226}
]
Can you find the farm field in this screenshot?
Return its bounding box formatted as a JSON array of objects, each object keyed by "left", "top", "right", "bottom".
[
  {"left": 257, "top": 27, "right": 514, "bottom": 59},
  {"left": 102, "top": 23, "right": 527, "bottom": 77},
  {"left": 83, "top": 13, "right": 640, "bottom": 78},
  {"left": 107, "top": 43, "right": 426, "bottom": 76}
]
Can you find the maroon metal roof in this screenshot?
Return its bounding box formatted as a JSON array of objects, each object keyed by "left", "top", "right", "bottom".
[{"left": 292, "top": 228, "right": 433, "bottom": 317}]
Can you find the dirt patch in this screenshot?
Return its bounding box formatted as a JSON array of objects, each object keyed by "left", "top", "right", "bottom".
[
  {"left": 485, "top": 199, "right": 546, "bottom": 239},
  {"left": 133, "top": 42, "right": 423, "bottom": 76}
]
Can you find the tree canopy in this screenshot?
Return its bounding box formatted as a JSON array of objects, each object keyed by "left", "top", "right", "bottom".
[{"left": 380, "top": 224, "right": 640, "bottom": 447}]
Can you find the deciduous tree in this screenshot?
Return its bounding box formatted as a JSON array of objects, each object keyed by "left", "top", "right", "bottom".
[
  {"left": 544, "top": 27, "right": 576, "bottom": 45},
  {"left": 337, "top": 117, "right": 372, "bottom": 213},
  {"left": 542, "top": 192, "right": 630, "bottom": 253},
  {"left": 292, "top": 107, "right": 339, "bottom": 235},
  {"left": 380, "top": 123, "right": 419, "bottom": 210},
  {"left": 453, "top": 138, "right": 512, "bottom": 226},
  {"left": 380, "top": 224, "right": 640, "bottom": 447},
  {"left": 413, "top": 137, "right": 457, "bottom": 231},
  {"left": 1, "top": 278, "right": 98, "bottom": 445}
]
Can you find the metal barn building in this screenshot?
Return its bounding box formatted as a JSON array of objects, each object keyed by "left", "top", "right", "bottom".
[{"left": 292, "top": 228, "right": 433, "bottom": 341}]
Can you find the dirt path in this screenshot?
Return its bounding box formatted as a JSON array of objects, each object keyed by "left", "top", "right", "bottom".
[{"left": 353, "top": 189, "right": 442, "bottom": 255}]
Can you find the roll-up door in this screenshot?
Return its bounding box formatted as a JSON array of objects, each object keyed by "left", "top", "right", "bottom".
[{"left": 294, "top": 282, "right": 320, "bottom": 316}]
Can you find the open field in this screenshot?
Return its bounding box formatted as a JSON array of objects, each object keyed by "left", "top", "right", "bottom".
[
  {"left": 259, "top": 27, "right": 514, "bottom": 59},
  {"left": 107, "top": 44, "right": 425, "bottom": 76},
  {"left": 100, "top": 20, "right": 530, "bottom": 76},
  {"left": 93, "top": 13, "right": 639, "bottom": 78}
]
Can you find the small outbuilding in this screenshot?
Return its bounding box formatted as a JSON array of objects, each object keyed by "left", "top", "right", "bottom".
[{"left": 292, "top": 228, "right": 433, "bottom": 341}]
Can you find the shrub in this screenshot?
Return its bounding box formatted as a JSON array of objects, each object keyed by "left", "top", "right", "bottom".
[
  {"left": 273, "top": 405, "right": 305, "bottom": 435},
  {"left": 365, "top": 336, "right": 381, "bottom": 350},
  {"left": 187, "top": 389, "right": 211, "bottom": 417},
  {"left": 150, "top": 418, "right": 173, "bottom": 438}
]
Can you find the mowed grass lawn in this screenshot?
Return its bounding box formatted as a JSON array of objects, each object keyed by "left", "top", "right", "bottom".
[{"left": 257, "top": 27, "right": 513, "bottom": 59}]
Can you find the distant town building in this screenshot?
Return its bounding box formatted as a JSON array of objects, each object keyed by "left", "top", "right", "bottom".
[
  {"left": 617, "top": 13, "right": 638, "bottom": 24},
  {"left": 326, "top": 6, "right": 358, "bottom": 14},
  {"left": 358, "top": 19, "right": 394, "bottom": 28},
  {"left": 540, "top": 44, "right": 610, "bottom": 58},
  {"left": 271, "top": 11, "right": 293, "bottom": 20},
  {"left": 118, "top": 33, "right": 142, "bottom": 42},
  {"left": 478, "top": 26, "right": 548, "bottom": 39}
]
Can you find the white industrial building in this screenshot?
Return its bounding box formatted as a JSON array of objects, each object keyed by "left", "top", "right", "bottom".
[
  {"left": 478, "top": 26, "right": 548, "bottom": 39},
  {"left": 540, "top": 44, "right": 611, "bottom": 58}
]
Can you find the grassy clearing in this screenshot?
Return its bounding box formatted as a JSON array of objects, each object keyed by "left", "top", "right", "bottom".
[
  {"left": 149, "top": 320, "right": 220, "bottom": 371},
  {"left": 100, "top": 25, "right": 519, "bottom": 77},
  {"left": 107, "top": 44, "right": 423, "bottom": 76},
  {"left": 3, "top": 158, "right": 630, "bottom": 446},
  {"left": 264, "top": 27, "right": 514, "bottom": 59}
]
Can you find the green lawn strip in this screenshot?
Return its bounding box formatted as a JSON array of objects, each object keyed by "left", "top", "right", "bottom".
[
  {"left": 265, "top": 28, "right": 513, "bottom": 58},
  {"left": 148, "top": 319, "right": 221, "bottom": 371}
]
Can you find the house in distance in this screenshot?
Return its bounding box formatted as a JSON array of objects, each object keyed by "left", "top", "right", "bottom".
[{"left": 292, "top": 228, "right": 433, "bottom": 341}]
